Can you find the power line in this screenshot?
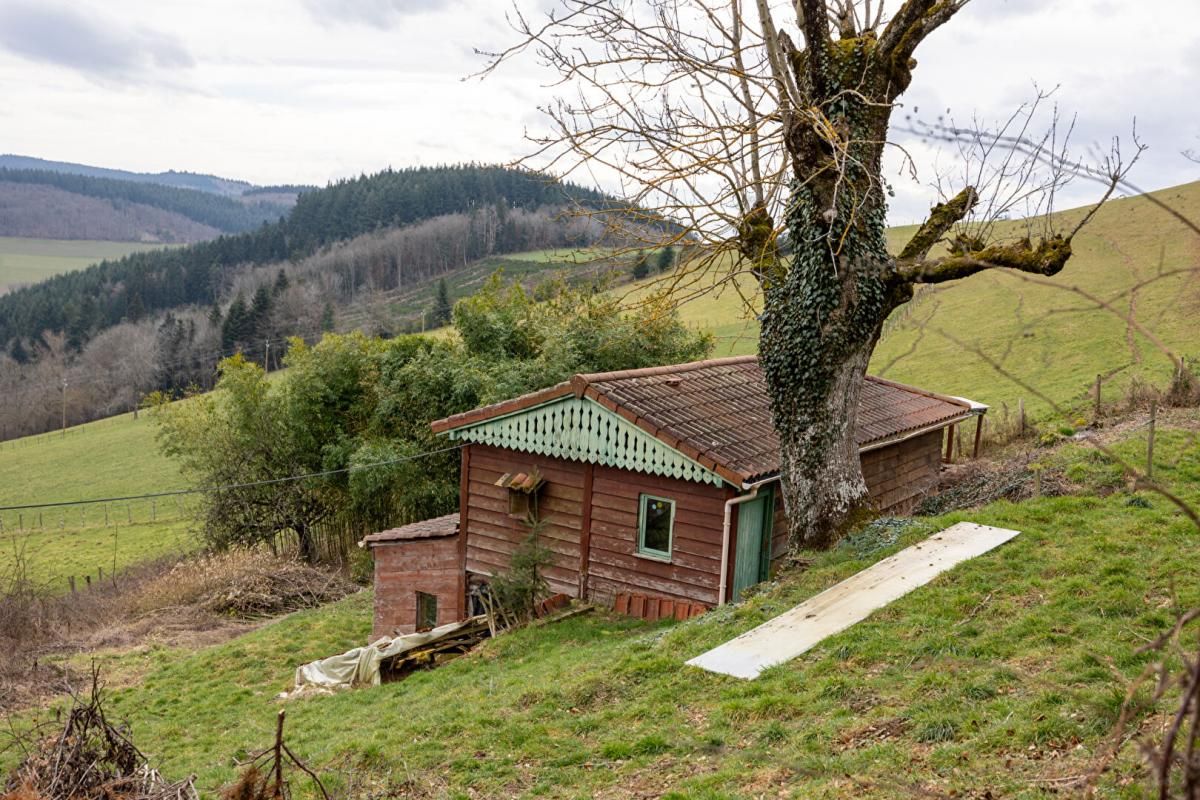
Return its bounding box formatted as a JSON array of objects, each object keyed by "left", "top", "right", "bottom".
[{"left": 0, "top": 443, "right": 464, "bottom": 512}]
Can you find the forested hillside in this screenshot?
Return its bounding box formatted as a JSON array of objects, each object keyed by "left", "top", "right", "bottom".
[
  {"left": 0, "top": 169, "right": 292, "bottom": 236},
  {"left": 0, "top": 165, "right": 626, "bottom": 440},
  {"left": 0, "top": 165, "right": 605, "bottom": 357},
  {"left": 0, "top": 183, "right": 220, "bottom": 243}
]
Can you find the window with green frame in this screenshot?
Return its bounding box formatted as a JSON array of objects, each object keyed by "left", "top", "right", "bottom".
[{"left": 637, "top": 494, "right": 675, "bottom": 558}]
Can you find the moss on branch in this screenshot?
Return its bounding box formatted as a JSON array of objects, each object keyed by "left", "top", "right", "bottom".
[
  {"left": 898, "top": 186, "right": 979, "bottom": 262},
  {"left": 899, "top": 234, "right": 1073, "bottom": 285}
]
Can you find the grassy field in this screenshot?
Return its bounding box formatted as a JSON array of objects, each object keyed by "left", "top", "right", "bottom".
[
  {"left": 7, "top": 421, "right": 1195, "bottom": 797},
  {"left": 620, "top": 181, "right": 1200, "bottom": 422},
  {"left": 0, "top": 412, "right": 195, "bottom": 586},
  {"left": 337, "top": 247, "right": 634, "bottom": 332},
  {"left": 0, "top": 237, "right": 170, "bottom": 291}
]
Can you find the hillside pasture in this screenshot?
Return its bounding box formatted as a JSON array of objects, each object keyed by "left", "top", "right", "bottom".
[
  {"left": 0, "top": 237, "right": 170, "bottom": 291},
  {"left": 336, "top": 248, "right": 634, "bottom": 333},
  {"left": 619, "top": 180, "right": 1200, "bottom": 422},
  {"left": 6, "top": 420, "right": 1197, "bottom": 798},
  {"left": 0, "top": 412, "right": 195, "bottom": 586}
]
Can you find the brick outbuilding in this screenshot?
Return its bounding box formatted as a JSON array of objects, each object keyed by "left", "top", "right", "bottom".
[{"left": 363, "top": 514, "right": 463, "bottom": 640}]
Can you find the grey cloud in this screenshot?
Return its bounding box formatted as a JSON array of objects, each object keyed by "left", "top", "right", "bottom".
[
  {"left": 303, "top": 0, "right": 457, "bottom": 28},
  {"left": 0, "top": 2, "right": 193, "bottom": 82}
]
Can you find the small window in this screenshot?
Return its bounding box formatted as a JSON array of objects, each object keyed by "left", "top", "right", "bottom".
[
  {"left": 508, "top": 489, "right": 534, "bottom": 519},
  {"left": 637, "top": 494, "right": 675, "bottom": 559},
  {"left": 416, "top": 591, "right": 438, "bottom": 632}
]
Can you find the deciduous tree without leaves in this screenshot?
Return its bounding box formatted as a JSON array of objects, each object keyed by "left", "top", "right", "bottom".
[{"left": 482, "top": 0, "right": 1132, "bottom": 546}]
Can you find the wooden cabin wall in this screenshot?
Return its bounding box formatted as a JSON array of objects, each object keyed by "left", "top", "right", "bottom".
[
  {"left": 463, "top": 429, "right": 943, "bottom": 608},
  {"left": 768, "top": 430, "right": 946, "bottom": 567},
  {"left": 860, "top": 430, "right": 943, "bottom": 515},
  {"left": 586, "top": 465, "right": 730, "bottom": 607},
  {"left": 463, "top": 443, "right": 585, "bottom": 597}
]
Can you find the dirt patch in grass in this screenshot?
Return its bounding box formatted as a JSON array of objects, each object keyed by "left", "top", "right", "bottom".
[
  {"left": 837, "top": 716, "right": 911, "bottom": 751},
  {"left": 0, "top": 549, "right": 356, "bottom": 714}
]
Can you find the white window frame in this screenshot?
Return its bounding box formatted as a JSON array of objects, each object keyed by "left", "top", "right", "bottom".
[{"left": 637, "top": 493, "right": 675, "bottom": 560}]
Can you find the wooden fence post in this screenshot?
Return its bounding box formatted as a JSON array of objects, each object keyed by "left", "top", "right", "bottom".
[
  {"left": 1094, "top": 374, "right": 1102, "bottom": 424},
  {"left": 1147, "top": 397, "right": 1157, "bottom": 479},
  {"left": 1018, "top": 398, "right": 1026, "bottom": 437},
  {"left": 68, "top": 576, "right": 76, "bottom": 593}
]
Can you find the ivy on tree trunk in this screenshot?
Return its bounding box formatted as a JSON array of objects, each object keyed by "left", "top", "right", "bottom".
[{"left": 757, "top": 1, "right": 1074, "bottom": 547}]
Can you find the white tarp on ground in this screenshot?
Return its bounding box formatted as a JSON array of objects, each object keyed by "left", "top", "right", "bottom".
[
  {"left": 287, "top": 617, "right": 485, "bottom": 696},
  {"left": 687, "top": 522, "right": 1021, "bottom": 679}
]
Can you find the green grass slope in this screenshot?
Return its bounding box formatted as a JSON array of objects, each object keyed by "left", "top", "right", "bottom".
[
  {"left": 0, "top": 412, "right": 194, "bottom": 586},
  {"left": 0, "top": 237, "right": 170, "bottom": 291},
  {"left": 11, "top": 423, "right": 1196, "bottom": 798},
  {"left": 337, "top": 247, "right": 631, "bottom": 333},
  {"left": 624, "top": 181, "right": 1200, "bottom": 421}
]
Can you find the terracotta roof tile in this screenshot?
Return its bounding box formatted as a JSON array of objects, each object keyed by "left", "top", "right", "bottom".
[
  {"left": 431, "top": 356, "right": 979, "bottom": 485},
  {"left": 362, "top": 513, "right": 459, "bottom": 545}
]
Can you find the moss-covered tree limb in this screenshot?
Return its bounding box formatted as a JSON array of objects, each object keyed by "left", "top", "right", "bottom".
[
  {"left": 897, "top": 186, "right": 979, "bottom": 262},
  {"left": 896, "top": 234, "right": 1073, "bottom": 284}
]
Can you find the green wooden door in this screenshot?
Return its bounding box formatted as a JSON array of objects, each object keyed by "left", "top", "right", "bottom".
[{"left": 733, "top": 493, "right": 771, "bottom": 601}]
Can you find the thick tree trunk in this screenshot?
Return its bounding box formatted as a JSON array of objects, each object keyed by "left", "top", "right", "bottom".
[
  {"left": 770, "top": 343, "right": 876, "bottom": 547},
  {"left": 759, "top": 32, "right": 907, "bottom": 548},
  {"left": 296, "top": 522, "right": 317, "bottom": 564},
  {"left": 759, "top": 209, "right": 899, "bottom": 547}
]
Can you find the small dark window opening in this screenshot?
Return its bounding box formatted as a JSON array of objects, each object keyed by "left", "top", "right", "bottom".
[
  {"left": 416, "top": 591, "right": 438, "bottom": 632},
  {"left": 508, "top": 488, "right": 536, "bottom": 519}
]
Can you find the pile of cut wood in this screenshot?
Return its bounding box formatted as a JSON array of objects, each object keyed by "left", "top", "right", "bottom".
[
  {"left": 1, "top": 670, "right": 197, "bottom": 800},
  {"left": 379, "top": 616, "right": 491, "bottom": 682}
]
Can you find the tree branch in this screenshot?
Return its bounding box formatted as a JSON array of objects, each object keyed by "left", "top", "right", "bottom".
[
  {"left": 897, "top": 234, "right": 1072, "bottom": 284},
  {"left": 796, "top": 0, "right": 835, "bottom": 94},
  {"left": 897, "top": 185, "right": 978, "bottom": 261},
  {"left": 878, "top": 0, "right": 969, "bottom": 93}
]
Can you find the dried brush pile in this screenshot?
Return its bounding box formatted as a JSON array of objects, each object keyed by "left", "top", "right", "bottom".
[
  {"left": 916, "top": 458, "right": 1071, "bottom": 516},
  {"left": 1, "top": 670, "right": 197, "bottom": 800},
  {"left": 131, "top": 550, "right": 356, "bottom": 619}
]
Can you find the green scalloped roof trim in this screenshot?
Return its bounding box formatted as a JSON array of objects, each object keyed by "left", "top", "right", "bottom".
[{"left": 447, "top": 396, "right": 726, "bottom": 486}]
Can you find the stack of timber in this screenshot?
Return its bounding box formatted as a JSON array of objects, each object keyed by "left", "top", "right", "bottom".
[{"left": 380, "top": 616, "right": 491, "bottom": 682}]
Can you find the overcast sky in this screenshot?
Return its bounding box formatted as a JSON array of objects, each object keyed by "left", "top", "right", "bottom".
[{"left": 0, "top": 0, "right": 1197, "bottom": 223}]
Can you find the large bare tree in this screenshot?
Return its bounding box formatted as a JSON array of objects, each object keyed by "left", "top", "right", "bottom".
[{"left": 482, "top": 0, "right": 1126, "bottom": 546}]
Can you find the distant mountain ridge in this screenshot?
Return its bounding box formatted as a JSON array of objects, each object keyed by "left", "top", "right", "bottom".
[
  {"left": 0, "top": 154, "right": 250, "bottom": 196},
  {"left": 0, "top": 168, "right": 293, "bottom": 239},
  {"left": 0, "top": 164, "right": 612, "bottom": 352},
  {"left": 0, "top": 154, "right": 312, "bottom": 197}
]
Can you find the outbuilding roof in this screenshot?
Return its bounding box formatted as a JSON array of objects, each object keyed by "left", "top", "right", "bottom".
[
  {"left": 431, "top": 356, "right": 980, "bottom": 487},
  {"left": 362, "top": 513, "right": 459, "bottom": 546}
]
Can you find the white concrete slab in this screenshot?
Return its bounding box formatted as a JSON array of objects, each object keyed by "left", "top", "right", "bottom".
[{"left": 686, "top": 522, "right": 1021, "bottom": 679}]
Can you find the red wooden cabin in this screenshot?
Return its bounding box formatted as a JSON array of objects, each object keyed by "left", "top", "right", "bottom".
[{"left": 364, "top": 355, "right": 983, "bottom": 639}]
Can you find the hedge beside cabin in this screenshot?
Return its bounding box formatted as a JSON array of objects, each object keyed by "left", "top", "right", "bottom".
[{"left": 365, "top": 356, "right": 983, "bottom": 639}]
